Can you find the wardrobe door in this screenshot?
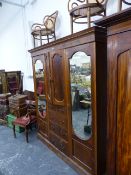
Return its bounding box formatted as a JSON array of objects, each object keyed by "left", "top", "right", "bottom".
[
  {"left": 33, "top": 55, "right": 48, "bottom": 137},
  {"left": 48, "top": 50, "right": 69, "bottom": 155},
  {"left": 50, "top": 51, "right": 65, "bottom": 106},
  {"left": 67, "top": 44, "right": 95, "bottom": 174},
  {"left": 117, "top": 50, "right": 131, "bottom": 175}
]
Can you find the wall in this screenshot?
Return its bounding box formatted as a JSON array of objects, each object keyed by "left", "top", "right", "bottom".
[
  {"left": 0, "top": 3, "right": 27, "bottom": 89},
  {"left": 0, "top": 0, "right": 129, "bottom": 91}
]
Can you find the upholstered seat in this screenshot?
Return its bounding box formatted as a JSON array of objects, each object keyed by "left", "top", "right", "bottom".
[
  {"left": 13, "top": 115, "right": 36, "bottom": 126},
  {"left": 31, "top": 11, "right": 58, "bottom": 47},
  {"left": 68, "top": 0, "right": 108, "bottom": 33},
  {"left": 13, "top": 116, "right": 30, "bottom": 126}
]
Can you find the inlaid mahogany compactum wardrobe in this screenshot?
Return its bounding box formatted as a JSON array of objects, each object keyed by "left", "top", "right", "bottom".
[
  {"left": 29, "top": 26, "right": 107, "bottom": 175},
  {"left": 29, "top": 7, "right": 131, "bottom": 175}
]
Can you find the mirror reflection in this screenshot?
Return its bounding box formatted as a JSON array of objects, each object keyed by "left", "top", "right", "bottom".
[
  {"left": 70, "top": 52, "right": 92, "bottom": 140},
  {"left": 35, "top": 60, "right": 46, "bottom": 118}
]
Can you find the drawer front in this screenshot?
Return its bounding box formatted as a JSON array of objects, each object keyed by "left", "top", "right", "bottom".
[
  {"left": 48, "top": 107, "right": 67, "bottom": 129},
  {"left": 49, "top": 121, "right": 68, "bottom": 141},
  {"left": 38, "top": 119, "right": 48, "bottom": 137},
  {"left": 49, "top": 131, "right": 69, "bottom": 155},
  {"left": 73, "top": 139, "right": 94, "bottom": 170}
]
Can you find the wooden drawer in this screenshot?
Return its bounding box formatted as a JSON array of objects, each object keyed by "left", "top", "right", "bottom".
[
  {"left": 48, "top": 106, "right": 67, "bottom": 129},
  {"left": 49, "top": 121, "right": 68, "bottom": 141},
  {"left": 49, "top": 131, "right": 69, "bottom": 155},
  {"left": 73, "top": 139, "right": 94, "bottom": 170},
  {"left": 38, "top": 118, "right": 48, "bottom": 137}
]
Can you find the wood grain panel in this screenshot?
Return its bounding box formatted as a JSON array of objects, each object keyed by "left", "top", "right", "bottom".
[
  {"left": 51, "top": 51, "right": 65, "bottom": 106},
  {"left": 117, "top": 50, "right": 131, "bottom": 175}
]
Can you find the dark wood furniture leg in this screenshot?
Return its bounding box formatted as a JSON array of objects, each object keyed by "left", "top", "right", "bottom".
[
  {"left": 25, "top": 126, "right": 29, "bottom": 143},
  {"left": 13, "top": 124, "right": 16, "bottom": 138}
]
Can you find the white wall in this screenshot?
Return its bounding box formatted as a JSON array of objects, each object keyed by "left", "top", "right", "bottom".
[
  {"left": 0, "top": 3, "right": 29, "bottom": 90},
  {"left": 0, "top": 0, "right": 129, "bottom": 91}
]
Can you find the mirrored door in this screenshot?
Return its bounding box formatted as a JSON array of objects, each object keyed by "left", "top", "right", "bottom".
[
  {"left": 70, "top": 51, "right": 92, "bottom": 141},
  {"left": 35, "top": 59, "right": 46, "bottom": 119}
]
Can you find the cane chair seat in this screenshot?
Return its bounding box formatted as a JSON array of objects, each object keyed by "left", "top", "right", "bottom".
[
  {"left": 32, "top": 28, "right": 52, "bottom": 36},
  {"left": 70, "top": 3, "right": 105, "bottom": 18},
  {"left": 68, "top": 0, "right": 108, "bottom": 33},
  {"left": 31, "top": 11, "right": 58, "bottom": 47}
]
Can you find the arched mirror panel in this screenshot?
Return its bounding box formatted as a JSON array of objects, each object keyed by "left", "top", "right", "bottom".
[
  {"left": 35, "top": 59, "right": 46, "bottom": 119},
  {"left": 70, "top": 51, "right": 92, "bottom": 140}
]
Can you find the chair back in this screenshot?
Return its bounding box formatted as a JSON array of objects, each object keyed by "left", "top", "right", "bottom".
[
  {"left": 118, "top": 0, "right": 131, "bottom": 11},
  {"left": 122, "top": 0, "right": 131, "bottom": 5},
  {"left": 25, "top": 100, "right": 36, "bottom": 115},
  {"left": 87, "top": 0, "right": 108, "bottom": 4},
  {"left": 44, "top": 11, "right": 58, "bottom": 30},
  {"left": 87, "top": 0, "right": 108, "bottom": 8},
  {"left": 68, "top": 0, "right": 85, "bottom": 12},
  {"left": 87, "top": 0, "right": 97, "bottom": 3}
]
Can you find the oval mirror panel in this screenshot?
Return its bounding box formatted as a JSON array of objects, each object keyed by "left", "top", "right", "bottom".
[
  {"left": 70, "top": 51, "right": 92, "bottom": 140},
  {"left": 35, "top": 60, "right": 46, "bottom": 119}
]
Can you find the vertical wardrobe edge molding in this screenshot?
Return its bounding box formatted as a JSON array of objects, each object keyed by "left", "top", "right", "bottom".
[{"left": 29, "top": 26, "right": 107, "bottom": 175}]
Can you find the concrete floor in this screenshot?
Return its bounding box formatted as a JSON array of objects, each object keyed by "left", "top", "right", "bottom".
[{"left": 0, "top": 125, "right": 79, "bottom": 175}]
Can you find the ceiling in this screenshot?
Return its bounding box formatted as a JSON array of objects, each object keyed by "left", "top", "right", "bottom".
[{"left": 0, "top": 0, "right": 29, "bottom": 33}]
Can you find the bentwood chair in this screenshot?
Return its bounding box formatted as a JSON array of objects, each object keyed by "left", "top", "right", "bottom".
[
  {"left": 118, "top": 0, "right": 131, "bottom": 11},
  {"left": 68, "top": 0, "right": 108, "bottom": 33},
  {"left": 31, "top": 11, "right": 58, "bottom": 47}
]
